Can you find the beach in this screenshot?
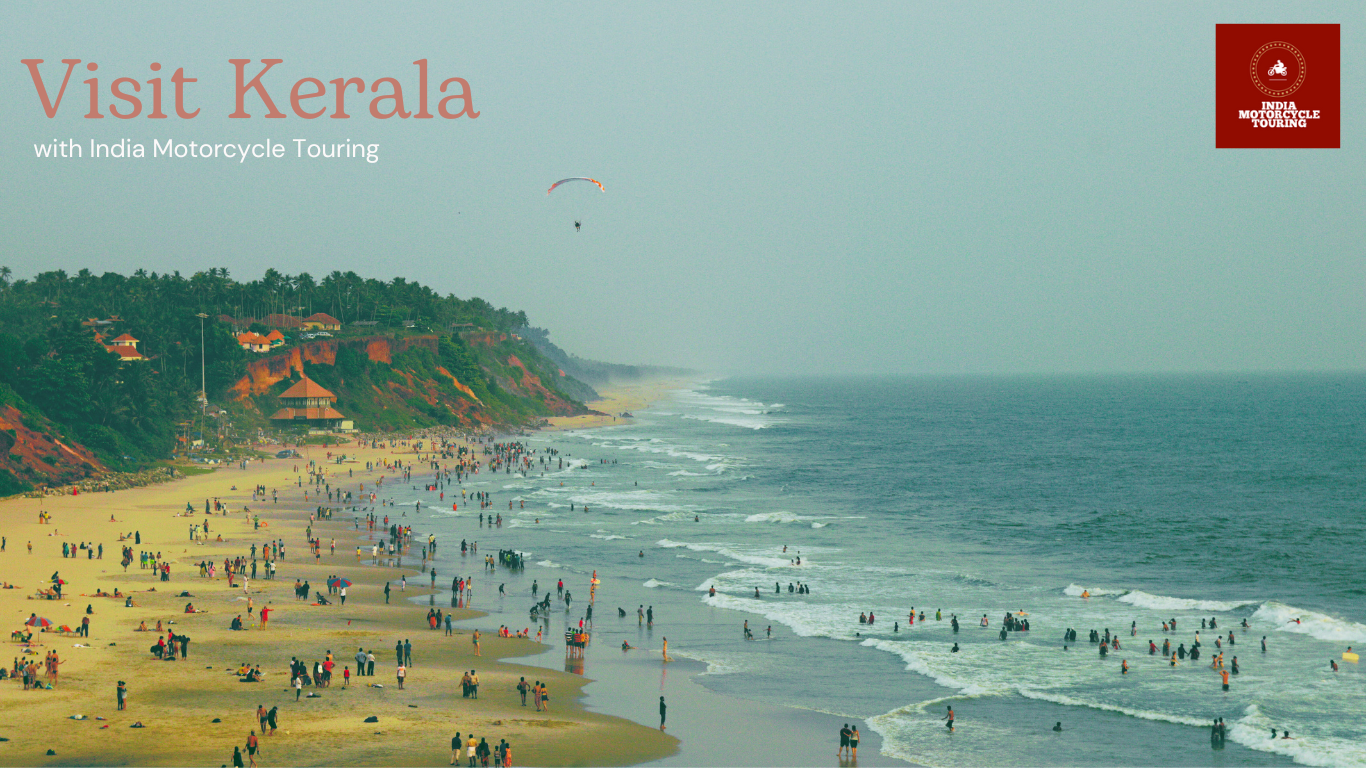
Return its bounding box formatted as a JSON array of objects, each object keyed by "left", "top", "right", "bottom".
[
  {"left": 3, "top": 373, "right": 1362, "bottom": 768},
  {"left": 0, "top": 432, "right": 677, "bottom": 766}
]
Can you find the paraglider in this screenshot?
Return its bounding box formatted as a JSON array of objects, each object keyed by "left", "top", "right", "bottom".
[
  {"left": 548, "top": 178, "right": 604, "bottom": 231},
  {"left": 547, "top": 177, "right": 605, "bottom": 194}
]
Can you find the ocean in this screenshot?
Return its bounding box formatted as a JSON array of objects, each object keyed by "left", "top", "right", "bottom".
[{"left": 410, "top": 374, "right": 1366, "bottom": 767}]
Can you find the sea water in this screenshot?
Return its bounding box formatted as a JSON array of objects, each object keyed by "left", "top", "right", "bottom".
[{"left": 413, "top": 374, "right": 1365, "bottom": 767}]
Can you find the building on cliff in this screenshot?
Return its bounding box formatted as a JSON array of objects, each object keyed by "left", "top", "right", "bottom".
[
  {"left": 101, "top": 332, "right": 146, "bottom": 361},
  {"left": 303, "top": 313, "right": 342, "bottom": 331},
  {"left": 269, "top": 376, "right": 348, "bottom": 430},
  {"left": 236, "top": 332, "right": 272, "bottom": 353}
]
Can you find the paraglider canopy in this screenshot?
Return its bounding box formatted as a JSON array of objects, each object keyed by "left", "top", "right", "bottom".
[{"left": 547, "top": 177, "right": 605, "bottom": 194}]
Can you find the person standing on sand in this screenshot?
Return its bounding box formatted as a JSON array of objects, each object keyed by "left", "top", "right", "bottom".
[
  {"left": 517, "top": 676, "right": 529, "bottom": 705},
  {"left": 850, "top": 726, "right": 860, "bottom": 758},
  {"left": 659, "top": 695, "right": 667, "bottom": 730},
  {"left": 451, "top": 733, "right": 461, "bottom": 766},
  {"left": 384, "top": 582, "right": 391, "bottom": 604},
  {"left": 259, "top": 605, "right": 270, "bottom": 629},
  {"left": 473, "top": 630, "right": 481, "bottom": 656},
  {"left": 246, "top": 731, "right": 260, "bottom": 767},
  {"left": 267, "top": 706, "right": 278, "bottom": 735},
  {"left": 405, "top": 638, "right": 413, "bottom": 666},
  {"left": 257, "top": 704, "right": 268, "bottom": 734},
  {"left": 232, "top": 746, "right": 244, "bottom": 768},
  {"left": 116, "top": 680, "right": 127, "bottom": 710},
  {"left": 367, "top": 650, "right": 375, "bottom": 676},
  {"left": 397, "top": 663, "right": 406, "bottom": 689}
]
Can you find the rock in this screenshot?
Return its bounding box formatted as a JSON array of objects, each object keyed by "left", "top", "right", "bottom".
[
  {"left": 47, "top": 749, "right": 56, "bottom": 755},
  {"left": 363, "top": 716, "right": 379, "bottom": 723},
  {"left": 211, "top": 718, "right": 222, "bottom": 723}
]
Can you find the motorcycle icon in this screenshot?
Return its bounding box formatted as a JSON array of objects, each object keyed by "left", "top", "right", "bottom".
[{"left": 1267, "top": 60, "right": 1289, "bottom": 78}]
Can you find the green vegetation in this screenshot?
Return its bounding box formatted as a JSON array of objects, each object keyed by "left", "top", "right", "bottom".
[{"left": 0, "top": 267, "right": 596, "bottom": 475}]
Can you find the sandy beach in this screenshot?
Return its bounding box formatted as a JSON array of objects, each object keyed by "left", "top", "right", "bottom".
[
  {"left": 0, "top": 432, "right": 676, "bottom": 766},
  {"left": 544, "top": 379, "right": 702, "bottom": 433}
]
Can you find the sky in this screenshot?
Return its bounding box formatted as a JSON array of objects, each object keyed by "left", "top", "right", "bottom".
[{"left": 1, "top": 2, "right": 1362, "bottom": 375}]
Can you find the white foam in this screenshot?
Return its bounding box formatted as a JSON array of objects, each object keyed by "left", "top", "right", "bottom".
[
  {"left": 1063, "top": 583, "right": 1127, "bottom": 597},
  {"left": 643, "top": 579, "right": 673, "bottom": 589},
  {"left": 667, "top": 648, "right": 743, "bottom": 675},
  {"left": 1117, "top": 590, "right": 1261, "bottom": 613},
  {"left": 535, "top": 560, "right": 562, "bottom": 569},
  {"left": 1253, "top": 601, "right": 1366, "bottom": 644},
  {"left": 656, "top": 539, "right": 795, "bottom": 568},
  {"left": 1228, "top": 702, "right": 1366, "bottom": 767},
  {"left": 589, "top": 534, "right": 627, "bottom": 541}
]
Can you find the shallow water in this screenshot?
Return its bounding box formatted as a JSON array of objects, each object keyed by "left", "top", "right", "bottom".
[{"left": 414, "top": 374, "right": 1364, "bottom": 767}]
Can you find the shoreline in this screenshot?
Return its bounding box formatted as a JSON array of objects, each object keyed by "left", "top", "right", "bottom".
[
  {"left": 0, "top": 431, "right": 676, "bottom": 766},
  {"left": 544, "top": 377, "right": 705, "bottom": 432}
]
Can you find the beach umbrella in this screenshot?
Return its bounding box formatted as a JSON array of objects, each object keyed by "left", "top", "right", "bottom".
[
  {"left": 327, "top": 577, "right": 353, "bottom": 589},
  {"left": 25, "top": 616, "right": 53, "bottom": 628}
]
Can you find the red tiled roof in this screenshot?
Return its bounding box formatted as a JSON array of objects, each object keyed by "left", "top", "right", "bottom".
[
  {"left": 263, "top": 314, "right": 305, "bottom": 329},
  {"left": 269, "top": 407, "right": 345, "bottom": 421},
  {"left": 112, "top": 333, "right": 139, "bottom": 342},
  {"left": 237, "top": 333, "right": 271, "bottom": 345},
  {"left": 265, "top": 330, "right": 285, "bottom": 341},
  {"left": 106, "top": 345, "right": 144, "bottom": 359},
  {"left": 305, "top": 313, "right": 341, "bottom": 325},
  {"left": 278, "top": 377, "right": 337, "bottom": 401}
]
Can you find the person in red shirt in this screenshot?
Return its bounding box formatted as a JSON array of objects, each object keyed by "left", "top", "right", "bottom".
[{"left": 259, "top": 606, "right": 270, "bottom": 629}]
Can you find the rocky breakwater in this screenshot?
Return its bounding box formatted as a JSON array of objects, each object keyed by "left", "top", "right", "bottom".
[{"left": 37, "top": 466, "right": 185, "bottom": 496}]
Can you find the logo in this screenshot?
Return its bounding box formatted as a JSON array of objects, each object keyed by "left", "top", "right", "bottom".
[
  {"left": 1249, "top": 41, "right": 1305, "bottom": 98},
  {"left": 1216, "top": 24, "right": 1339, "bottom": 149}
]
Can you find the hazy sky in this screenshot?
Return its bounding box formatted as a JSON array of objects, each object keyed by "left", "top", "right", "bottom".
[{"left": 2, "top": 2, "right": 1362, "bottom": 375}]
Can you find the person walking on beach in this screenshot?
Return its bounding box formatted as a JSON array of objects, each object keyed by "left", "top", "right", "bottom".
[
  {"left": 451, "top": 733, "right": 462, "bottom": 766},
  {"left": 659, "top": 695, "right": 667, "bottom": 730},
  {"left": 258, "top": 704, "right": 268, "bottom": 734},
  {"left": 473, "top": 630, "right": 481, "bottom": 656},
  {"left": 944, "top": 706, "right": 955, "bottom": 733},
  {"left": 232, "top": 746, "right": 244, "bottom": 768},
  {"left": 517, "top": 676, "right": 529, "bottom": 705},
  {"left": 532, "top": 681, "right": 542, "bottom": 711},
  {"left": 385, "top": 582, "right": 391, "bottom": 604},
  {"left": 267, "top": 706, "right": 278, "bottom": 735},
  {"left": 246, "top": 731, "right": 260, "bottom": 767},
  {"left": 404, "top": 638, "right": 413, "bottom": 666},
  {"left": 850, "top": 726, "right": 860, "bottom": 758},
  {"left": 294, "top": 673, "right": 303, "bottom": 700},
  {"left": 839, "top": 724, "right": 851, "bottom": 758}
]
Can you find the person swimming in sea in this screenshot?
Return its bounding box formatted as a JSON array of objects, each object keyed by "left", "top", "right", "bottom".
[{"left": 951, "top": 643, "right": 959, "bottom": 653}]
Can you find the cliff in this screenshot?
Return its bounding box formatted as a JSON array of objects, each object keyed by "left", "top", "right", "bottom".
[
  {"left": 230, "top": 332, "right": 596, "bottom": 432},
  {"left": 0, "top": 399, "right": 106, "bottom": 495}
]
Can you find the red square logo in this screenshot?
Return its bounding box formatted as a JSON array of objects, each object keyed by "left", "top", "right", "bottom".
[{"left": 1216, "top": 24, "right": 1339, "bottom": 148}]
